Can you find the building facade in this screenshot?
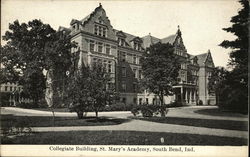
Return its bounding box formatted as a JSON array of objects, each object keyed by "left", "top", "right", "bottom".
[
  {"left": 60, "top": 4, "right": 215, "bottom": 106},
  {"left": 0, "top": 82, "right": 33, "bottom": 106}
]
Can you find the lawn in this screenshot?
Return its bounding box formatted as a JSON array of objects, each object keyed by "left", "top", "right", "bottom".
[
  {"left": 131, "top": 117, "right": 248, "bottom": 131},
  {"left": 1, "top": 130, "right": 247, "bottom": 145},
  {"left": 1, "top": 114, "right": 130, "bottom": 127},
  {"left": 32, "top": 108, "right": 70, "bottom": 112}
]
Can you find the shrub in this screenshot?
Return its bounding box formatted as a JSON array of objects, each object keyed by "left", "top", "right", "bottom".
[
  {"left": 104, "top": 103, "right": 135, "bottom": 111},
  {"left": 168, "top": 101, "right": 183, "bottom": 108},
  {"left": 131, "top": 104, "right": 169, "bottom": 117},
  {"left": 16, "top": 102, "right": 33, "bottom": 109},
  {"left": 198, "top": 100, "right": 203, "bottom": 106},
  {"left": 1, "top": 116, "right": 32, "bottom": 137}
]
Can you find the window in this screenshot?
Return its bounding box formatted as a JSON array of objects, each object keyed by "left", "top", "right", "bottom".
[
  {"left": 138, "top": 70, "right": 142, "bottom": 79},
  {"left": 103, "top": 28, "right": 106, "bottom": 37},
  {"left": 133, "top": 98, "right": 137, "bottom": 104},
  {"left": 122, "top": 67, "right": 126, "bottom": 77},
  {"left": 10, "top": 87, "right": 12, "bottom": 91},
  {"left": 97, "top": 42, "right": 103, "bottom": 53},
  {"left": 94, "top": 25, "right": 98, "bottom": 35},
  {"left": 94, "top": 25, "right": 107, "bottom": 37},
  {"left": 133, "top": 55, "right": 137, "bottom": 64},
  {"left": 152, "top": 98, "right": 156, "bottom": 105},
  {"left": 118, "top": 38, "right": 125, "bottom": 47},
  {"left": 73, "top": 24, "right": 78, "bottom": 30},
  {"left": 89, "top": 40, "right": 95, "bottom": 52},
  {"left": 121, "top": 52, "right": 126, "bottom": 62},
  {"left": 133, "top": 83, "right": 137, "bottom": 92},
  {"left": 177, "top": 78, "right": 181, "bottom": 83},
  {"left": 207, "top": 72, "right": 212, "bottom": 77},
  {"left": 98, "top": 19, "right": 104, "bottom": 24},
  {"left": 5, "top": 86, "right": 8, "bottom": 91},
  {"left": 122, "top": 83, "right": 126, "bottom": 92},
  {"left": 122, "top": 97, "right": 126, "bottom": 104},
  {"left": 134, "top": 42, "right": 138, "bottom": 50},
  {"left": 133, "top": 68, "right": 137, "bottom": 78},
  {"left": 146, "top": 98, "right": 149, "bottom": 104},
  {"left": 92, "top": 58, "right": 97, "bottom": 67},
  {"left": 98, "top": 27, "right": 102, "bottom": 36},
  {"left": 139, "top": 98, "right": 142, "bottom": 105},
  {"left": 103, "top": 60, "right": 107, "bottom": 72},
  {"left": 107, "top": 83, "right": 112, "bottom": 90},
  {"left": 106, "top": 44, "right": 111, "bottom": 55},
  {"left": 181, "top": 63, "right": 186, "bottom": 69},
  {"left": 108, "top": 61, "right": 112, "bottom": 73}
]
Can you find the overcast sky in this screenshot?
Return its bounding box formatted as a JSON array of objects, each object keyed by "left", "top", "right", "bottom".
[{"left": 1, "top": 0, "right": 242, "bottom": 67}]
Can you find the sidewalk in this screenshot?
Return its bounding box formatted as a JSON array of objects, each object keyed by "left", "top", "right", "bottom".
[{"left": 32, "top": 119, "right": 248, "bottom": 139}]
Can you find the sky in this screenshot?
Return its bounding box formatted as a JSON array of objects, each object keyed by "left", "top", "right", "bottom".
[{"left": 1, "top": 0, "right": 242, "bottom": 67}]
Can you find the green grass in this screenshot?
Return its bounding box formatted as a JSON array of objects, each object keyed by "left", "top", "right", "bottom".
[
  {"left": 131, "top": 116, "right": 248, "bottom": 131},
  {"left": 1, "top": 114, "right": 130, "bottom": 127},
  {"left": 1, "top": 130, "right": 247, "bottom": 145}
]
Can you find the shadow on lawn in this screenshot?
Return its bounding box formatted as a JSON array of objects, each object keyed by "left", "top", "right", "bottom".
[
  {"left": 194, "top": 108, "right": 248, "bottom": 117},
  {"left": 131, "top": 116, "right": 248, "bottom": 131},
  {"left": 1, "top": 114, "right": 131, "bottom": 127},
  {"left": 2, "top": 130, "right": 248, "bottom": 145}
]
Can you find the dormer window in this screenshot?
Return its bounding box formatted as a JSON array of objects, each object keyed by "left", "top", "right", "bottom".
[
  {"left": 132, "top": 38, "right": 142, "bottom": 51},
  {"left": 134, "top": 42, "right": 138, "bottom": 50},
  {"left": 99, "top": 19, "right": 103, "bottom": 24},
  {"left": 72, "top": 24, "right": 79, "bottom": 30},
  {"left": 181, "top": 63, "right": 186, "bottom": 69},
  {"left": 118, "top": 38, "right": 125, "bottom": 47}
]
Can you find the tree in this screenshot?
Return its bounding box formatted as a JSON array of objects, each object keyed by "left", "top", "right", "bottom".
[
  {"left": 208, "top": 67, "right": 228, "bottom": 106},
  {"left": 219, "top": 0, "right": 248, "bottom": 112},
  {"left": 140, "top": 42, "right": 180, "bottom": 117},
  {"left": 44, "top": 31, "right": 75, "bottom": 108},
  {"left": 2, "top": 19, "right": 55, "bottom": 107},
  {"left": 67, "top": 63, "right": 114, "bottom": 119},
  {"left": 1, "top": 19, "right": 75, "bottom": 108}
]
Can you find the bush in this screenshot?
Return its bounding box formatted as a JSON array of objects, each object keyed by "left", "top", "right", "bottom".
[
  {"left": 16, "top": 102, "right": 33, "bottom": 109},
  {"left": 104, "top": 103, "right": 135, "bottom": 111},
  {"left": 198, "top": 100, "right": 203, "bottom": 106},
  {"left": 1, "top": 116, "right": 32, "bottom": 137},
  {"left": 168, "top": 101, "right": 183, "bottom": 108},
  {"left": 131, "top": 104, "right": 169, "bottom": 117}
]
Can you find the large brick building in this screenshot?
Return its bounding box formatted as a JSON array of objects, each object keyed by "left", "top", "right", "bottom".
[{"left": 59, "top": 4, "right": 215, "bottom": 105}]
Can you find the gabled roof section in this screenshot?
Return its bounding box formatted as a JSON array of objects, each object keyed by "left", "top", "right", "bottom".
[
  {"left": 116, "top": 30, "right": 127, "bottom": 38},
  {"left": 70, "top": 19, "right": 80, "bottom": 25},
  {"left": 114, "top": 29, "right": 140, "bottom": 47},
  {"left": 58, "top": 26, "right": 71, "bottom": 33},
  {"left": 131, "top": 36, "right": 143, "bottom": 43},
  {"left": 80, "top": 3, "right": 111, "bottom": 27},
  {"left": 141, "top": 34, "right": 161, "bottom": 48},
  {"left": 161, "top": 34, "right": 177, "bottom": 45},
  {"left": 196, "top": 52, "right": 209, "bottom": 66}
]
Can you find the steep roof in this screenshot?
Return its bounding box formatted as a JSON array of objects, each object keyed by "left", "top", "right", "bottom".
[
  {"left": 113, "top": 29, "right": 141, "bottom": 48},
  {"left": 58, "top": 26, "right": 71, "bottom": 34},
  {"left": 161, "top": 34, "right": 177, "bottom": 44},
  {"left": 80, "top": 3, "right": 104, "bottom": 26},
  {"left": 196, "top": 52, "right": 208, "bottom": 66},
  {"left": 141, "top": 34, "right": 161, "bottom": 48}
]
